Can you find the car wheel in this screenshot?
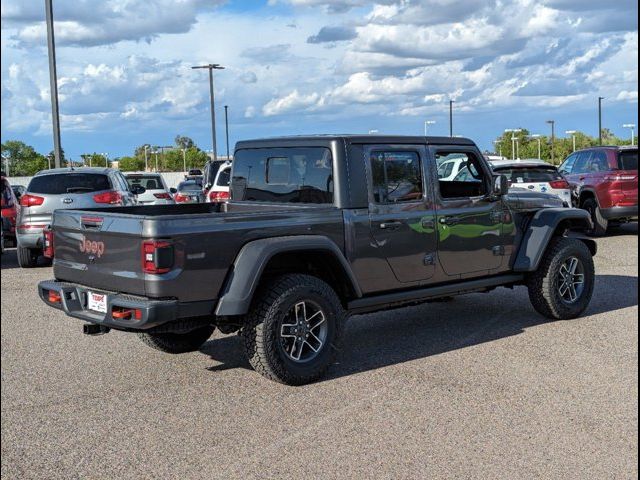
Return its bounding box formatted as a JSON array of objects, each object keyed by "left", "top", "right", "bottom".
[
  {"left": 17, "top": 245, "right": 39, "bottom": 268},
  {"left": 527, "top": 237, "right": 595, "bottom": 320},
  {"left": 241, "top": 274, "right": 345, "bottom": 385},
  {"left": 582, "top": 198, "right": 608, "bottom": 236},
  {"left": 137, "top": 325, "right": 215, "bottom": 354}
]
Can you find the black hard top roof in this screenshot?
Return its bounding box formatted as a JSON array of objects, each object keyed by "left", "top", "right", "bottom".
[{"left": 236, "top": 134, "right": 475, "bottom": 149}]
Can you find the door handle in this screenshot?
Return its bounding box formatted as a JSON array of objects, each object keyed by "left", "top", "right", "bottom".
[
  {"left": 439, "top": 216, "right": 460, "bottom": 226},
  {"left": 379, "top": 221, "right": 403, "bottom": 230}
]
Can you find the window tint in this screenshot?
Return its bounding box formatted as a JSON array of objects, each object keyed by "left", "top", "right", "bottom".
[
  {"left": 619, "top": 150, "right": 638, "bottom": 170},
  {"left": 572, "top": 151, "right": 592, "bottom": 174},
  {"left": 588, "top": 151, "right": 610, "bottom": 172},
  {"left": 216, "top": 168, "right": 231, "bottom": 187},
  {"left": 231, "top": 147, "right": 333, "bottom": 204},
  {"left": 436, "top": 154, "right": 465, "bottom": 179},
  {"left": 127, "top": 175, "right": 164, "bottom": 190},
  {"left": 493, "top": 167, "right": 562, "bottom": 184},
  {"left": 559, "top": 154, "right": 577, "bottom": 174},
  {"left": 435, "top": 152, "right": 487, "bottom": 199},
  {"left": 371, "top": 151, "right": 422, "bottom": 203},
  {"left": 115, "top": 173, "right": 130, "bottom": 191},
  {"left": 28, "top": 173, "right": 112, "bottom": 194},
  {"left": 178, "top": 181, "right": 202, "bottom": 192},
  {"left": 204, "top": 160, "right": 225, "bottom": 186}
]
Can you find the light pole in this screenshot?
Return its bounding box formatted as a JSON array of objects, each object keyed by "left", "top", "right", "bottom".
[
  {"left": 224, "top": 105, "right": 230, "bottom": 159},
  {"left": 530, "top": 134, "right": 542, "bottom": 160},
  {"left": 424, "top": 120, "right": 436, "bottom": 136},
  {"left": 143, "top": 144, "right": 150, "bottom": 171},
  {"left": 45, "top": 0, "right": 62, "bottom": 168},
  {"left": 546, "top": 120, "right": 556, "bottom": 164},
  {"left": 192, "top": 64, "right": 225, "bottom": 161},
  {"left": 1, "top": 154, "right": 9, "bottom": 175},
  {"left": 505, "top": 129, "right": 522, "bottom": 160},
  {"left": 182, "top": 148, "right": 187, "bottom": 172},
  {"left": 449, "top": 100, "right": 454, "bottom": 137},
  {"left": 565, "top": 130, "right": 577, "bottom": 152},
  {"left": 598, "top": 96, "right": 604, "bottom": 145},
  {"left": 623, "top": 123, "right": 636, "bottom": 146},
  {"left": 102, "top": 153, "right": 109, "bottom": 167}
]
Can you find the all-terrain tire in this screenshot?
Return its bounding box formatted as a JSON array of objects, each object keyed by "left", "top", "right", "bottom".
[
  {"left": 137, "top": 325, "right": 215, "bottom": 354},
  {"left": 241, "top": 274, "right": 346, "bottom": 385},
  {"left": 17, "top": 245, "right": 39, "bottom": 268},
  {"left": 582, "top": 198, "right": 608, "bottom": 236},
  {"left": 527, "top": 237, "right": 595, "bottom": 320}
]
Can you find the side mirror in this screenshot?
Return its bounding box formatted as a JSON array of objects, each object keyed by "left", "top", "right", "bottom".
[
  {"left": 130, "top": 185, "right": 146, "bottom": 195},
  {"left": 169, "top": 187, "right": 177, "bottom": 194},
  {"left": 492, "top": 174, "right": 509, "bottom": 196}
]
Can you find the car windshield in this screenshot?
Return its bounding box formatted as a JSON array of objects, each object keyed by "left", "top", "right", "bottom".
[
  {"left": 126, "top": 175, "right": 164, "bottom": 190},
  {"left": 178, "top": 182, "right": 202, "bottom": 192},
  {"left": 493, "top": 167, "right": 562, "bottom": 185},
  {"left": 618, "top": 150, "right": 638, "bottom": 170},
  {"left": 28, "top": 173, "right": 112, "bottom": 194}
]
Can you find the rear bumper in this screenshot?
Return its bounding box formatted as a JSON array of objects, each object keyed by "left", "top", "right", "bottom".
[
  {"left": 38, "top": 279, "right": 216, "bottom": 331},
  {"left": 17, "top": 230, "right": 43, "bottom": 248},
  {"left": 600, "top": 205, "right": 638, "bottom": 220}
]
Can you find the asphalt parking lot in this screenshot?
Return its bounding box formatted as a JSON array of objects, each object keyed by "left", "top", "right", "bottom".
[{"left": 1, "top": 225, "right": 637, "bottom": 479}]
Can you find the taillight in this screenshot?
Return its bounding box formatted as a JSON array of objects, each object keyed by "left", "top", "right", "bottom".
[
  {"left": 549, "top": 180, "right": 569, "bottom": 189},
  {"left": 93, "top": 191, "right": 122, "bottom": 204},
  {"left": 43, "top": 227, "right": 54, "bottom": 258},
  {"left": 209, "top": 190, "right": 230, "bottom": 202},
  {"left": 174, "top": 193, "right": 190, "bottom": 203},
  {"left": 153, "top": 192, "right": 172, "bottom": 199},
  {"left": 141, "top": 240, "right": 174, "bottom": 274},
  {"left": 19, "top": 194, "right": 45, "bottom": 207},
  {"left": 48, "top": 290, "right": 61, "bottom": 303}
]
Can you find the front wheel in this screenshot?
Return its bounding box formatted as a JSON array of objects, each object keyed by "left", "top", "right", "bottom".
[
  {"left": 241, "top": 274, "right": 345, "bottom": 385},
  {"left": 527, "top": 237, "right": 595, "bottom": 320},
  {"left": 137, "top": 325, "right": 215, "bottom": 354}
]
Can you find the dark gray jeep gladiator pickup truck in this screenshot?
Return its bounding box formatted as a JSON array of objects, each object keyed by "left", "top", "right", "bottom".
[{"left": 38, "top": 135, "right": 596, "bottom": 385}]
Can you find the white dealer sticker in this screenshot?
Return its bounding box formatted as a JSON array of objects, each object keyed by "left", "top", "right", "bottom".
[{"left": 88, "top": 292, "right": 107, "bottom": 313}]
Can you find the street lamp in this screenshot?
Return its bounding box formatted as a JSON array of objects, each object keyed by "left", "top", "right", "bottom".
[
  {"left": 424, "top": 120, "right": 436, "bottom": 136},
  {"left": 1, "top": 153, "right": 9, "bottom": 175},
  {"left": 623, "top": 123, "right": 636, "bottom": 146},
  {"left": 565, "top": 130, "right": 577, "bottom": 152},
  {"left": 449, "top": 100, "right": 454, "bottom": 137},
  {"left": 101, "top": 152, "right": 109, "bottom": 167},
  {"left": 192, "top": 63, "right": 225, "bottom": 161},
  {"left": 546, "top": 120, "right": 556, "bottom": 164},
  {"left": 224, "top": 105, "right": 230, "bottom": 159},
  {"left": 504, "top": 129, "right": 522, "bottom": 160},
  {"left": 530, "top": 134, "right": 542, "bottom": 160},
  {"left": 45, "top": 0, "right": 62, "bottom": 168},
  {"left": 182, "top": 148, "right": 187, "bottom": 172}
]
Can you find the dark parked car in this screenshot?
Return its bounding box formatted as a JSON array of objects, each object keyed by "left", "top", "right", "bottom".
[
  {"left": 38, "top": 135, "right": 596, "bottom": 385},
  {"left": 559, "top": 146, "right": 638, "bottom": 235}
]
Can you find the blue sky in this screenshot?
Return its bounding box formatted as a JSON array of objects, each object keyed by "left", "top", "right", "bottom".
[{"left": 1, "top": 0, "right": 637, "bottom": 159}]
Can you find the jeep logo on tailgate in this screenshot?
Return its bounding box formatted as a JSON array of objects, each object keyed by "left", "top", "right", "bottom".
[{"left": 79, "top": 236, "right": 105, "bottom": 258}]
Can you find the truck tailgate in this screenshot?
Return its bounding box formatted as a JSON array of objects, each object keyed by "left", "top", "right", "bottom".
[{"left": 53, "top": 210, "right": 146, "bottom": 296}]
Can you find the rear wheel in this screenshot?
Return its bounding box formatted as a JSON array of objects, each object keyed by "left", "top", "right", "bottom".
[
  {"left": 582, "top": 198, "right": 608, "bottom": 236},
  {"left": 17, "top": 245, "right": 39, "bottom": 268},
  {"left": 527, "top": 237, "right": 595, "bottom": 320},
  {"left": 137, "top": 325, "right": 215, "bottom": 354},
  {"left": 241, "top": 274, "right": 345, "bottom": 385}
]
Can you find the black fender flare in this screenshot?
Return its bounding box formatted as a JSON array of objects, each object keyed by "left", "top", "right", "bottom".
[
  {"left": 215, "top": 235, "right": 362, "bottom": 316},
  {"left": 513, "top": 208, "right": 595, "bottom": 272}
]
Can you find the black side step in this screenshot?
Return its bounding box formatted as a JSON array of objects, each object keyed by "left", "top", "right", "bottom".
[{"left": 347, "top": 274, "right": 525, "bottom": 314}]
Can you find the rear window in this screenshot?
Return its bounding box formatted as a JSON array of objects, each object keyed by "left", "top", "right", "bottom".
[
  {"left": 126, "top": 175, "right": 164, "bottom": 190},
  {"left": 231, "top": 147, "right": 333, "bottom": 204},
  {"left": 494, "top": 167, "right": 562, "bottom": 185},
  {"left": 216, "top": 168, "right": 231, "bottom": 187},
  {"left": 28, "top": 173, "right": 112, "bottom": 194},
  {"left": 178, "top": 182, "right": 202, "bottom": 192},
  {"left": 619, "top": 150, "right": 638, "bottom": 170}
]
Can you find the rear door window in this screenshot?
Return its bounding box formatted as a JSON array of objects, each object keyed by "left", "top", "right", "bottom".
[
  {"left": 370, "top": 151, "right": 423, "bottom": 203},
  {"left": 572, "top": 151, "right": 592, "bottom": 174},
  {"left": 559, "top": 153, "right": 577, "bottom": 174},
  {"left": 28, "top": 173, "right": 112, "bottom": 194},
  {"left": 619, "top": 150, "right": 638, "bottom": 170}
]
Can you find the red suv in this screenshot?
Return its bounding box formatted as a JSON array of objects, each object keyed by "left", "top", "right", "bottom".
[{"left": 559, "top": 146, "right": 638, "bottom": 235}]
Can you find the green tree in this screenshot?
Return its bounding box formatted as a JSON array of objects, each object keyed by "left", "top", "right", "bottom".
[
  {"left": 174, "top": 135, "right": 195, "bottom": 150},
  {"left": 1, "top": 140, "right": 48, "bottom": 175},
  {"left": 118, "top": 156, "right": 145, "bottom": 171}
]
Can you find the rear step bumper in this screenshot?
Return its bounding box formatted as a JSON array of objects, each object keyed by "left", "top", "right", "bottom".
[{"left": 38, "top": 280, "right": 216, "bottom": 331}]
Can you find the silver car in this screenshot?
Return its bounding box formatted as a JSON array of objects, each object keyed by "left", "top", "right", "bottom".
[
  {"left": 125, "top": 173, "right": 174, "bottom": 205},
  {"left": 16, "top": 167, "right": 140, "bottom": 268}
]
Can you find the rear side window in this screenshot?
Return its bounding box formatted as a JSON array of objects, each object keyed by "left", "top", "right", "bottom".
[
  {"left": 619, "top": 150, "right": 638, "bottom": 170},
  {"left": 28, "top": 173, "right": 112, "bottom": 194},
  {"left": 204, "top": 161, "right": 225, "bottom": 186},
  {"left": 371, "top": 151, "right": 422, "bottom": 203},
  {"left": 231, "top": 147, "right": 333, "bottom": 204},
  {"left": 216, "top": 168, "right": 231, "bottom": 187},
  {"left": 494, "top": 167, "right": 562, "bottom": 184},
  {"left": 127, "top": 175, "right": 164, "bottom": 190}
]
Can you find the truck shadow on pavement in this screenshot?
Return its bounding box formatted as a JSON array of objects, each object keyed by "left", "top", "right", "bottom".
[{"left": 200, "top": 273, "right": 638, "bottom": 381}]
